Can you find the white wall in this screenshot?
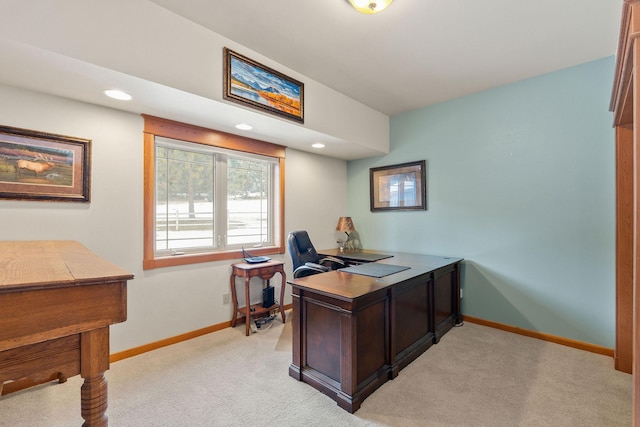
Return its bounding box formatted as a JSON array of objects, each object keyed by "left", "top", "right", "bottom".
[
  {"left": 0, "top": 0, "right": 389, "bottom": 156},
  {"left": 0, "top": 84, "right": 347, "bottom": 353}
]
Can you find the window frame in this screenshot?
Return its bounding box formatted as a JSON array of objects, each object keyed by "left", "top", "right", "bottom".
[{"left": 143, "top": 114, "right": 285, "bottom": 270}]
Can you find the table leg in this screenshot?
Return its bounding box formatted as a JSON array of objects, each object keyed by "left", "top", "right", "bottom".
[
  {"left": 244, "top": 276, "right": 251, "bottom": 336},
  {"left": 230, "top": 273, "right": 238, "bottom": 327},
  {"left": 279, "top": 269, "right": 287, "bottom": 323},
  {"left": 80, "top": 328, "right": 110, "bottom": 427}
]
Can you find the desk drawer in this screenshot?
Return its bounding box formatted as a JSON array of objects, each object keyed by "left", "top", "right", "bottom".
[{"left": 258, "top": 266, "right": 277, "bottom": 275}]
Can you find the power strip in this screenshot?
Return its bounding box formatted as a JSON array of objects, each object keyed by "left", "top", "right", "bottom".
[{"left": 255, "top": 315, "right": 275, "bottom": 329}]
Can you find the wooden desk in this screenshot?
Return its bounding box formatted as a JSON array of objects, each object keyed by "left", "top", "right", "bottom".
[
  {"left": 0, "top": 241, "right": 133, "bottom": 427},
  {"left": 230, "top": 260, "right": 286, "bottom": 336},
  {"left": 288, "top": 252, "right": 462, "bottom": 413}
]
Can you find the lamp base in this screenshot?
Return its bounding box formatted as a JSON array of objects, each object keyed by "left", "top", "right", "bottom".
[{"left": 340, "top": 239, "right": 355, "bottom": 253}]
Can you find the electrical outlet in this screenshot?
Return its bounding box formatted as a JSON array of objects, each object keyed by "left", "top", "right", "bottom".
[{"left": 223, "top": 293, "right": 231, "bottom": 305}]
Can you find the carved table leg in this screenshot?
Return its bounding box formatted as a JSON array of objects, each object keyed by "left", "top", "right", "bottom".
[
  {"left": 244, "top": 276, "right": 251, "bottom": 336},
  {"left": 80, "top": 328, "right": 110, "bottom": 427},
  {"left": 279, "top": 268, "right": 287, "bottom": 323},
  {"left": 230, "top": 272, "right": 238, "bottom": 327},
  {"left": 81, "top": 375, "right": 108, "bottom": 426}
]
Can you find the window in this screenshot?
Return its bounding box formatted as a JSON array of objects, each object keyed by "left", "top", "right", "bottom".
[{"left": 143, "top": 115, "right": 285, "bottom": 269}]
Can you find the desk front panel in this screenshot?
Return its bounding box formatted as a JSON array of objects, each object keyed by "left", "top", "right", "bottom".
[
  {"left": 293, "top": 286, "right": 390, "bottom": 412},
  {"left": 300, "top": 292, "right": 388, "bottom": 390},
  {"left": 393, "top": 274, "right": 433, "bottom": 369},
  {"left": 304, "top": 298, "right": 342, "bottom": 383},
  {"left": 433, "top": 263, "right": 461, "bottom": 341},
  {"left": 354, "top": 298, "right": 387, "bottom": 386}
]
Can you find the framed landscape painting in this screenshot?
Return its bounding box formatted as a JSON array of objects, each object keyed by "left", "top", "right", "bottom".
[
  {"left": 370, "top": 160, "right": 426, "bottom": 212},
  {"left": 0, "top": 125, "right": 91, "bottom": 202},
  {"left": 223, "top": 47, "right": 304, "bottom": 123}
]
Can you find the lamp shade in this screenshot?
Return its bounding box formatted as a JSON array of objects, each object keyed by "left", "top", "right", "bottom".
[
  {"left": 336, "top": 217, "right": 356, "bottom": 233},
  {"left": 348, "top": 0, "right": 393, "bottom": 14}
]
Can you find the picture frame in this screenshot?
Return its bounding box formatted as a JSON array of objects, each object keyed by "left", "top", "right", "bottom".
[
  {"left": 0, "top": 125, "right": 91, "bottom": 202},
  {"left": 223, "top": 47, "right": 304, "bottom": 123},
  {"left": 370, "top": 160, "right": 426, "bottom": 212}
]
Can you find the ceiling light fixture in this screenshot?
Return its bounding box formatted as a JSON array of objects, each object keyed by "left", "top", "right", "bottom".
[
  {"left": 312, "top": 143, "right": 325, "bottom": 149},
  {"left": 235, "top": 123, "right": 253, "bottom": 131},
  {"left": 103, "top": 89, "right": 132, "bottom": 101},
  {"left": 347, "top": 0, "right": 393, "bottom": 14}
]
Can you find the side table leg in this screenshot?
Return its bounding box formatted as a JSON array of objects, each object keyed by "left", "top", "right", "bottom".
[
  {"left": 279, "top": 269, "right": 287, "bottom": 323},
  {"left": 230, "top": 273, "right": 238, "bottom": 327},
  {"left": 245, "top": 276, "right": 251, "bottom": 336}
]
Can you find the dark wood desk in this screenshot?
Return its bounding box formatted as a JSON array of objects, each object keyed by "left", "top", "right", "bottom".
[
  {"left": 0, "top": 241, "right": 133, "bottom": 426},
  {"left": 288, "top": 252, "right": 462, "bottom": 413},
  {"left": 230, "top": 260, "right": 286, "bottom": 336}
]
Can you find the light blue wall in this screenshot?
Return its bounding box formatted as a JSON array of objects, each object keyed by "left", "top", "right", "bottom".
[{"left": 347, "top": 57, "right": 616, "bottom": 347}]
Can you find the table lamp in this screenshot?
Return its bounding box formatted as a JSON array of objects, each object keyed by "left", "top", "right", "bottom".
[{"left": 336, "top": 216, "right": 356, "bottom": 252}]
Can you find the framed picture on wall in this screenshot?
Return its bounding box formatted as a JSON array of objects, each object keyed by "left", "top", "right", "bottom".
[
  {"left": 223, "top": 47, "right": 304, "bottom": 123},
  {"left": 370, "top": 160, "right": 426, "bottom": 211},
  {"left": 0, "top": 125, "right": 91, "bottom": 202}
]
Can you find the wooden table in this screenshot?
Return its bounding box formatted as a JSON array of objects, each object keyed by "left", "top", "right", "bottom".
[
  {"left": 289, "top": 252, "right": 462, "bottom": 413},
  {"left": 0, "top": 241, "right": 133, "bottom": 426},
  {"left": 230, "top": 260, "right": 286, "bottom": 336}
]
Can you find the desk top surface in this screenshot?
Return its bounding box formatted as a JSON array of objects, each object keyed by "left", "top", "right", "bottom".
[
  {"left": 289, "top": 251, "right": 462, "bottom": 300},
  {"left": 319, "top": 248, "right": 394, "bottom": 262},
  {"left": 0, "top": 240, "right": 134, "bottom": 291}
]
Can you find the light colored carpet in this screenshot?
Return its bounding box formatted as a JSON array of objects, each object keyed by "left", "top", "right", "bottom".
[{"left": 0, "top": 315, "right": 631, "bottom": 426}]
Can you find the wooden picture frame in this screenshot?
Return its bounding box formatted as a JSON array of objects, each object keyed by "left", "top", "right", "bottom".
[
  {"left": 0, "top": 125, "right": 91, "bottom": 202},
  {"left": 223, "top": 47, "right": 304, "bottom": 123},
  {"left": 370, "top": 160, "right": 426, "bottom": 211}
]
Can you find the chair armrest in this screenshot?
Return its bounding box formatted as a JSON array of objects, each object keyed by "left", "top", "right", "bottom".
[
  {"left": 293, "top": 263, "right": 329, "bottom": 278},
  {"left": 304, "top": 262, "right": 331, "bottom": 271},
  {"left": 319, "top": 256, "right": 346, "bottom": 268}
]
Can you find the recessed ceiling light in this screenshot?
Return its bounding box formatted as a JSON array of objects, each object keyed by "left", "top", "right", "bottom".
[
  {"left": 104, "top": 89, "right": 132, "bottom": 101},
  {"left": 235, "top": 123, "right": 253, "bottom": 131},
  {"left": 312, "top": 143, "right": 325, "bottom": 149}
]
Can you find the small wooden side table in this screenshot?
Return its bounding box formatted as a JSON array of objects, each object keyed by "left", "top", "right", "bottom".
[{"left": 230, "top": 260, "right": 286, "bottom": 336}]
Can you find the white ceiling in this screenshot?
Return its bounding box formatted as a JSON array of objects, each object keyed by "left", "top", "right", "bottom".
[
  {"left": 0, "top": 0, "right": 624, "bottom": 160},
  {"left": 150, "top": 0, "right": 623, "bottom": 116}
]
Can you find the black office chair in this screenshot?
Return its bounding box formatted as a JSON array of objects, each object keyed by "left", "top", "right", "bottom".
[{"left": 287, "top": 230, "right": 345, "bottom": 278}]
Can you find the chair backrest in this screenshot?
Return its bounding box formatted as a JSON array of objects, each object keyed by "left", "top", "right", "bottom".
[{"left": 287, "top": 230, "right": 320, "bottom": 271}]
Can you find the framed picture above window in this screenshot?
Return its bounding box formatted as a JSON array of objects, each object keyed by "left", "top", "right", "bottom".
[
  {"left": 223, "top": 47, "right": 304, "bottom": 123},
  {"left": 370, "top": 160, "right": 426, "bottom": 212}
]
